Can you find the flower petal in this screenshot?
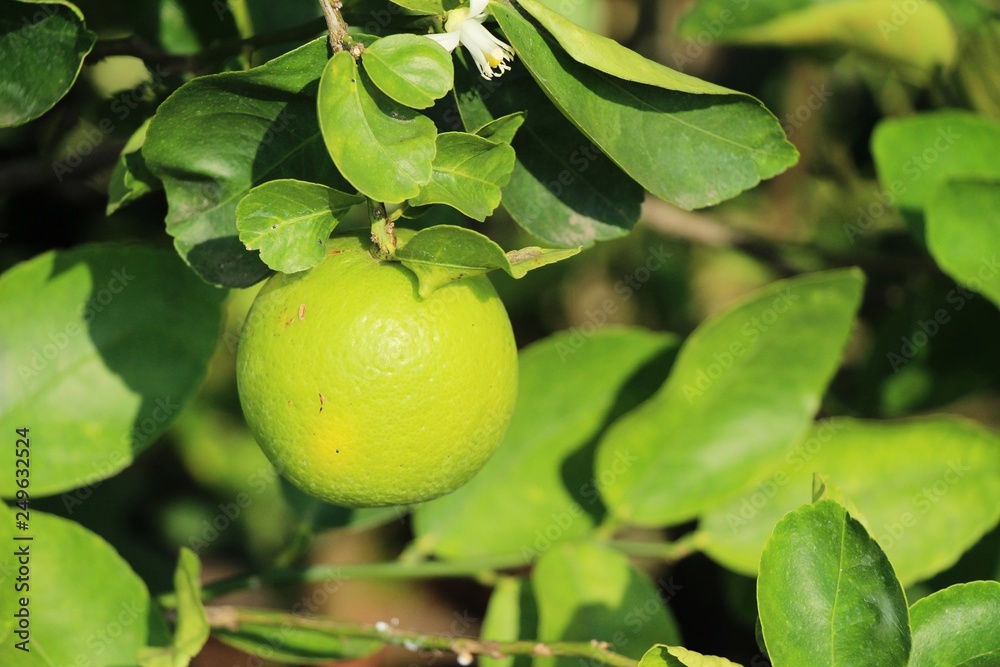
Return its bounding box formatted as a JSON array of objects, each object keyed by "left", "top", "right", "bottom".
[
  {"left": 469, "top": 0, "right": 489, "bottom": 18},
  {"left": 425, "top": 31, "right": 462, "bottom": 52}
]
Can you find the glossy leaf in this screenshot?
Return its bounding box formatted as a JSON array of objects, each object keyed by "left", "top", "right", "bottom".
[
  {"left": 0, "top": 0, "right": 96, "bottom": 127},
  {"left": 533, "top": 541, "right": 681, "bottom": 667},
  {"left": 640, "top": 644, "right": 744, "bottom": 667},
  {"left": 455, "top": 60, "right": 643, "bottom": 246},
  {"left": 0, "top": 511, "right": 170, "bottom": 665},
  {"left": 395, "top": 225, "right": 580, "bottom": 297},
  {"left": 107, "top": 118, "right": 161, "bottom": 215},
  {"left": 480, "top": 577, "right": 538, "bottom": 667},
  {"left": 871, "top": 111, "right": 1000, "bottom": 217},
  {"left": 908, "top": 581, "right": 1000, "bottom": 667},
  {"left": 362, "top": 33, "right": 454, "bottom": 108},
  {"left": 236, "top": 179, "right": 364, "bottom": 273},
  {"left": 490, "top": 0, "right": 798, "bottom": 210},
  {"left": 699, "top": 416, "right": 1000, "bottom": 585},
  {"left": 413, "top": 328, "right": 677, "bottom": 559},
  {"left": 137, "top": 548, "right": 209, "bottom": 667},
  {"left": 407, "top": 132, "right": 516, "bottom": 220},
  {"left": 595, "top": 269, "right": 864, "bottom": 526},
  {"left": 0, "top": 244, "right": 224, "bottom": 497},
  {"left": 678, "top": 0, "right": 956, "bottom": 75},
  {"left": 214, "top": 613, "right": 381, "bottom": 664},
  {"left": 926, "top": 179, "right": 1000, "bottom": 309},
  {"left": 757, "top": 500, "right": 910, "bottom": 667},
  {"left": 318, "top": 50, "right": 437, "bottom": 203},
  {"left": 145, "top": 37, "right": 343, "bottom": 287},
  {"left": 515, "top": 0, "right": 732, "bottom": 94}
]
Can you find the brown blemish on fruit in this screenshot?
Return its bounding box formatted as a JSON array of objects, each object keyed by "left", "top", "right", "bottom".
[
  {"left": 298, "top": 304, "right": 306, "bottom": 321},
  {"left": 288, "top": 400, "right": 294, "bottom": 406},
  {"left": 319, "top": 392, "right": 325, "bottom": 412}
]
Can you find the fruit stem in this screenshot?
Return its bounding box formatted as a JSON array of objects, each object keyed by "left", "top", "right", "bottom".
[
  {"left": 203, "top": 605, "right": 641, "bottom": 667},
  {"left": 369, "top": 199, "right": 397, "bottom": 258}
]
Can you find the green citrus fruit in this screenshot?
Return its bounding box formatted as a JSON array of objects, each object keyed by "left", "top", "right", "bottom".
[{"left": 236, "top": 233, "right": 518, "bottom": 507}]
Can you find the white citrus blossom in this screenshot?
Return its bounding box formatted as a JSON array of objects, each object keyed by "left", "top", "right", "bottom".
[{"left": 426, "top": 0, "right": 514, "bottom": 79}]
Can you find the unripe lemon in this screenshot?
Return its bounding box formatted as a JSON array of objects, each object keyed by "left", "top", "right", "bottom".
[{"left": 236, "top": 233, "right": 518, "bottom": 507}]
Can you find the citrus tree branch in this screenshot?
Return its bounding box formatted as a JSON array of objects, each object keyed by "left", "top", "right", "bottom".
[
  {"left": 369, "top": 200, "right": 397, "bottom": 258},
  {"left": 205, "top": 606, "right": 640, "bottom": 667},
  {"left": 319, "top": 0, "right": 351, "bottom": 51}
]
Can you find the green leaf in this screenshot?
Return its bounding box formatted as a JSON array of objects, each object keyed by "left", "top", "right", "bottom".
[
  {"left": 699, "top": 416, "right": 1000, "bottom": 585},
  {"left": 455, "top": 60, "right": 643, "bottom": 246},
  {"left": 871, "top": 112, "right": 1000, "bottom": 218},
  {"left": 413, "top": 327, "right": 678, "bottom": 559},
  {"left": 481, "top": 577, "right": 538, "bottom": 667},
  {"left": 0, "top": 511, "right": 170, "bottom": 665},
  {"left": 145, "top": 37, "right": 344, "bottom": 287},
  {"left": 107, "top": 118, "right": 162, "bottom": 215},
  {"left": 595, "top": 269, "right": 864, "bottom": 526},
  {"left": 395, "top": 225, "right": 580, "bottom": 297},
  {"left": 236, "top": 179, "right": 364, "bottom": 273},
  {"left": 390, "top": 0, "right": 450, "bottom": 14},
  {"left": 533, "top": 541, "right": 681, "bottom": 667},
  {"left": 0, "top": 244, "right": 224, "bottom": 497},
  {"left": 908, "top": 581, "right": 1000, "bottom": 667},
  {"left": 514, "top": 0, "right": 732, "bottom": 94},
  {"left": 757, "top": 500, "right": 910, "bottom": 667},
  {"left": 318, "top": 50, "right": 437, "bottom": 203},
  {"left": 213, "top": 613, "right": 382, "bottom": 664},
  {"left": 407, "top": 132, "right": 516, "bottom": 220},
  {"left": 678, "top": 0, "right": 956, "bottom": 75},
  {"left": 640, "top": 644, "right": 744, "bottom": 667},
  {"left": 490, "top": 0, "right": 798, "bottom": 210},
  {"left": 0, "top": 0, "right": 96, "bottom": 127},
  {"left": 137, "top": 548, "right": 209, "bottom": 667},
  {"left": 362, "top": 33, "right": 454, "bottom": 109},
  {"left": 926, "top": 179, "right": 1000, "bottom": 309}
]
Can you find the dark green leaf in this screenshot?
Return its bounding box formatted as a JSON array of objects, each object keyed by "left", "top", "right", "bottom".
[
  {"left": 236, "top": 179, "right": 364, "bottom": 273},
  {"left": 677, "top": 0, "right": 956, "bottom": 75},
  {"left": 908, "top": 581, "right": 1000, "bottom": 667},
  {"left": 138, "top": 548, "right": 209, "bottom": 667},
  {"left": 318, "top": 50, "right": 437, "bottom": 203},
  {"left": 699, "top": 416, "right": 1000, "bottom": 585},
  {"left": 390, "top": 0, "right": 450, "bottom": 14},
  {"left": 362, "top": 33, "right": 454, "bottom": 109},
  {"left": 533, "top": 541, "right": 681, "bottom": 667},
  {"left": 0, "top": 0, "right": 96, "bottom": 127},
  {"left": 407, "top": 132, "right": 516, "bottom": 220},
  {"left": 0, "top": 511, "right": 170, "bottom": 665},
  {"left": 0, "top": 244, "right": 224, "bottom": 497},
  {"left": 595, "top": 269, "right": 864, "bottom": 526},
  {"left": 455, "top": 59, "right": 643, "bottom": 246},
  {"left": 926, "top": 179, "right": 1000, "bottom": 309},
  {"left": 490, "top": 0, "right": 798, "bottom": 210},
  {"left": 757, "top": 500, "right": 910, "bottom": 667},
  {"left": 639, "top": 644, "right": 744, "bottom": 667},
  {"left": 107, "top": 118, "right": 162, "bottom": 215},
  {"left": 145, "top": 37, "right": 343, "bottom": 287},
  {"left": 395, "top": 225, "right": 579, "bottom": 297},
  {"left": 413, "top": 328, "right": 677, "bottom": 559}
]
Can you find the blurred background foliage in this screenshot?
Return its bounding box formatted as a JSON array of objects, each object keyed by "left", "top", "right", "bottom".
[{"left": 1, "top": 0, "right": 998, "bottom": 664}]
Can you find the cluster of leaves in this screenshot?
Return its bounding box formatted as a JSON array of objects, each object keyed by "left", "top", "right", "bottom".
[{"left": 1, "top": 0, "right": 999, "bottom": 665}]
